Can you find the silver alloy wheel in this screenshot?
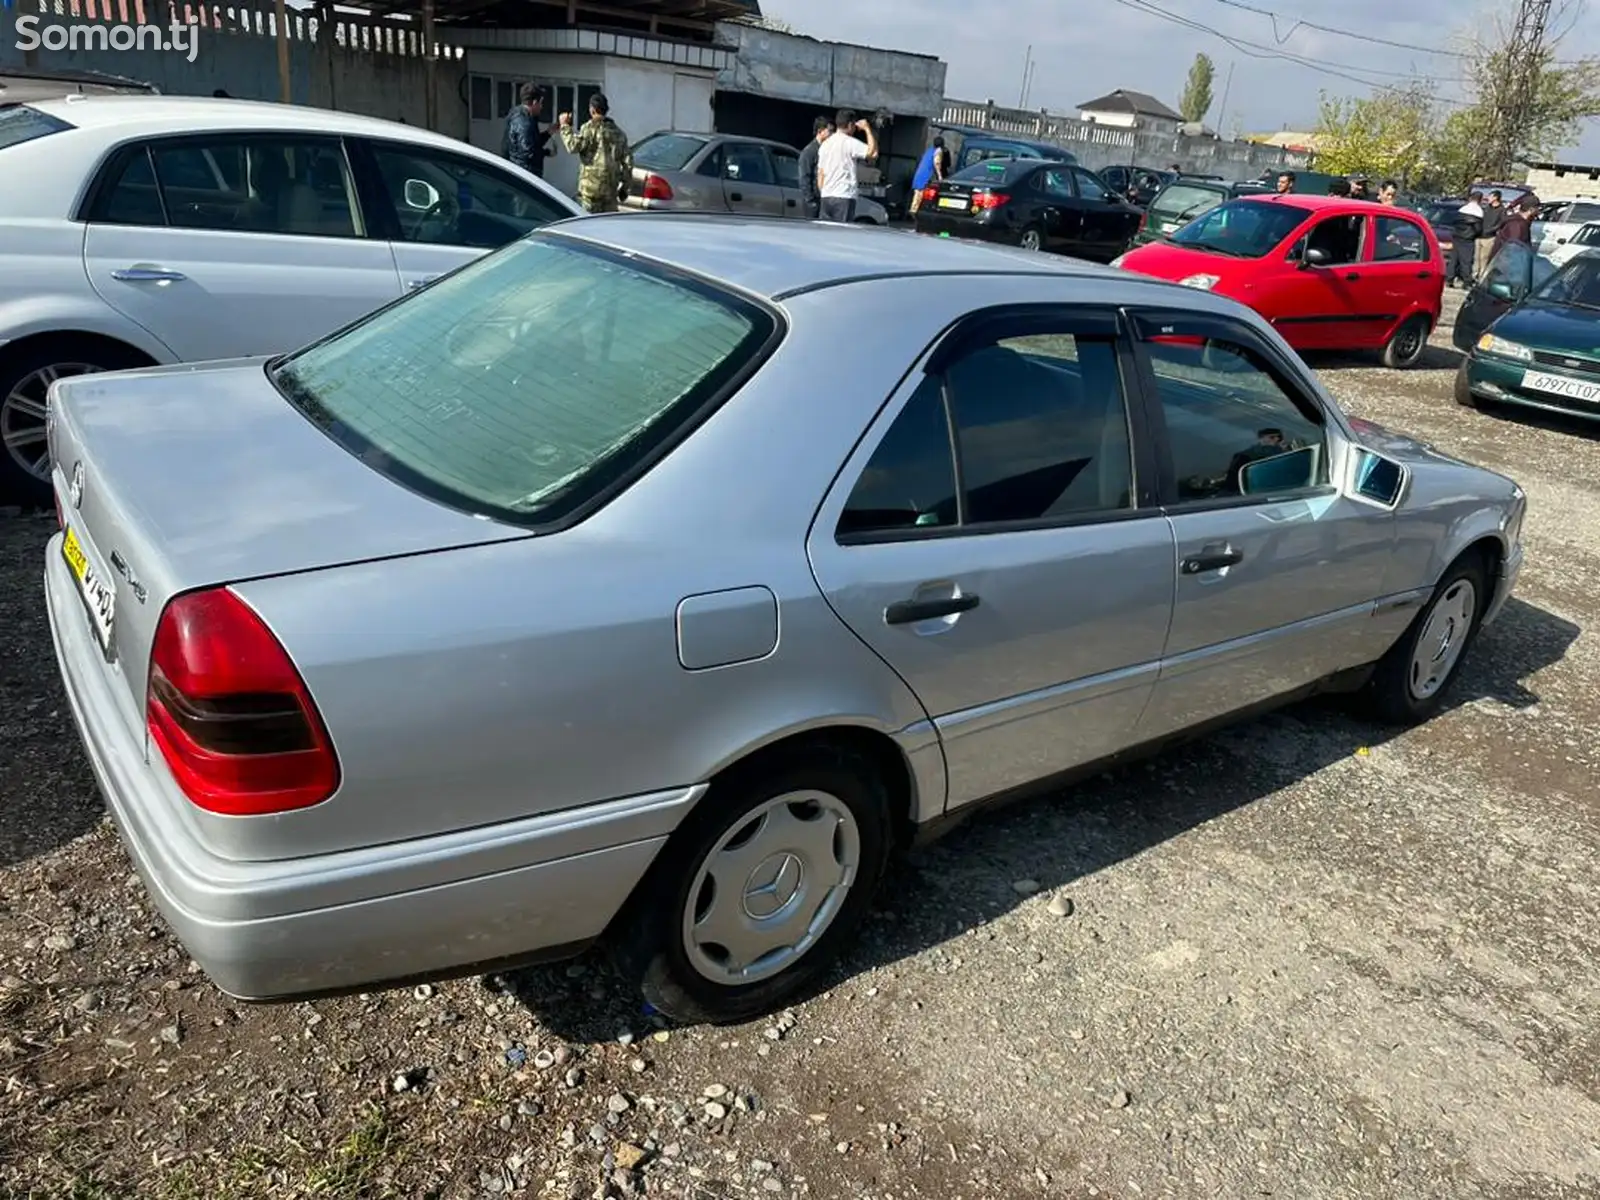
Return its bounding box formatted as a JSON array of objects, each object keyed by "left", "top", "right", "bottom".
[
  {"left": 1409, "top": 578, "right": 1477, "bottom": 700},
  {"left": 681, "top": 790, "right": 862, "bottom": 987},
  {"left": 1020, "top": 229, "right": 1043, "bottom": 251},
  {"left": 2, "top": 363, "right": 101, "bottom": 482}
]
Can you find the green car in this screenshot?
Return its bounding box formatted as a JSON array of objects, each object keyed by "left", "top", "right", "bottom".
[{"left": 1454, "top": 243, "right": 1600, "bottom": 420}]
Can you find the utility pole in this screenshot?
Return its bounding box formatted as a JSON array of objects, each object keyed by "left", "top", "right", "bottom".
[
  {"left": 1018, "top": 44, "right": 1033, "bottom": 108},
  {"left": 1485, "top": 0, "right": 1552, "bottom": 178},
  {"left": 1216, "top": 61, "right": 1235, "bottom": 137}
]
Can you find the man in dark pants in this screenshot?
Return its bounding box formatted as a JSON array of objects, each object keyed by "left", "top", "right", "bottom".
[
  {"left": 1448, "top": 192, "right": 1483, "bottom": 288},
  {"left": 502, "top": 83, "right": 552, "bottom": 178},
  {"left": 797, "top": 116, "right": 831, "bottom": 220},
  {"left": 1477, "top": 190, "right": 1506, "bottom": 278}
]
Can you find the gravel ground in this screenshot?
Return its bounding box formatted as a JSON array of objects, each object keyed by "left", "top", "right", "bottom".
[{"left": 3, "top": 294, "right": 1599, "bottom": 1199}]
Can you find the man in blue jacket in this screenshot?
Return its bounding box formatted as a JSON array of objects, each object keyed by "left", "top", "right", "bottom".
[{"left": 502, "top": 83, "right": 553, "bottom": 178}]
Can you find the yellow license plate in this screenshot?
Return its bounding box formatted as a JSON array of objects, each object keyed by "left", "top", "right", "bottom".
[
  {"left": 938, "top": 197, "right": 968, "bottom": 209},
  {"left": 62, "top": 525, "right": 116, "bottom": 653}
]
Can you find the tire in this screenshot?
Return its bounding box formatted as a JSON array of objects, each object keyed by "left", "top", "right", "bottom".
[
  {"left": 1381, "top": 314, "right": 1431, "bottom": 369},
  {"left": 0, "top": 339, "right": 147, "bottom": 508},
  {"left": 1453, "top": 362, "right": 1479, "bottom": 409},
  {"left": 1018, "top": 226, "right": 1044, "bottom": 252},
  {"left": 1365, "top": 555, "right": 1489, "bottom": 725},
  {"left": 616, "top": 744, "right": 892, "bottom": 1025}
]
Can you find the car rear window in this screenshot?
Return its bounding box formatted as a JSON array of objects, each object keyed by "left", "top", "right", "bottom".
[
  {"left": 950, "top": 158, "right": 1033, "bottom": 186},
  {"left": 0, "top": 105, "right": 75, "bottom": 151},
  {"left": 269, "top": 236, "right": 777, "bottom": 527},
  {"left": 632, "top": 133, "right": 707, "bottom": 171},
  {"left": 1148, "top": 182, "right": 1226, "bottom": 221}
]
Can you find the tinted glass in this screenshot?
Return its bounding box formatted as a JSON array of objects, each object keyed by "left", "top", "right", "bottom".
[
  {"left": 1532, "top": 253, "right": 1600, "bottom": 308},
  {"left": 945, "top": 334, "right": 1133, "bottom": 523},
  {"left": 1141, "top": 335, "right": 1325, "bottom": 502},
  {"left": 0, "top": 105, "right": 74, "bottom": 151},
  {"left": 771, "top": 149, "right": 800, "bottom": 189},
  {"left": 152, "top": 138, "right": 357, "bottom": 237},
  {"left": 1148, "top": 182, "right": 1226, "bottom": 221},
  {"left": 1574, "top": 225, "right": 1600, "bottom": 246},
  {"left": 836, "top": 377, "right": 957, "bottom": 538},
  {"left": 721, "top": 143, "right": 774, "bottom": 186},
  {"left": 270, "top": 238, "right": 774, "bottom": 526},
  {"left": 1374, "top": 215, "right": 1426, "bottom": 262},
  {"left": 696, "top": 145, "right": 724, "bottom": 178},
  {"left": 92, "top": 148, "right": 165, "bottom": 226},
  {"left": 950, "top": 158, "right": 1032, "bottom": 186},
  {"left": 632, "top": 133, "right": 707, "bottom": 171},
  {"left": 370, "top": 142, "right": 568, "bottom": 250},
  {"left": 1073, "top": 169, "right": 1109, "bottom": 201},
  {"left": 1170, "top": 200, "right": 1309, "bottom": 257},
  {"left": 1036, "top": 167, "right": 1074, "bottom": 199},
  {"left": 1569, "top": 202, "right": 1600, "bottom": 225}
]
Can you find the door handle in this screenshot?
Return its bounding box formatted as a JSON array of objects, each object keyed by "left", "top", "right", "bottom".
[
  {"left": 1181, "top": 546, "right": 1243, "bottom": 575},
  {"left": 407, "top": 276, "right": 439, "bottom": 291},
  {"left": 1415, "top": 270, "right": 1433, "bottom": 278},
  {"left": 1343, "top": 272, "right": 1361, "bottom": 281},
  {"left": 730, "top": 191, "right": 743, "bottom": 202},
  {"left": 111, "top": 266, "right": 186, "bottom": 282},
  {"left": 785, "top": 198, "right": 796, "bottom": 207},
  {"left": 884, "top": 594, "right": 980, "bottom": 625}
]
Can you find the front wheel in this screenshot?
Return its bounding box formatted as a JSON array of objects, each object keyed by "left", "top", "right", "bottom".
[
  {"left": 1019, "top": 226, "right": 1044, "bottom": 252},
  {"left": 1453, "top": 362, "right": 1480, "bottom": 409},
  {"left": 1381, "top": 314, "right": 1431, "bottom": 369},
  {"left": 619, "top": 747, "right": 891, "bottom": 1025},
  {"left": 1365, "top": 556, "right": 1488, "bottom": 724}
]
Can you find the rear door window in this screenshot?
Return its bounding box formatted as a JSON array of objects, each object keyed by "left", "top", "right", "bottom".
[
  {"left": 269, "top": 236, "right": 778, "bottom": 527},
  {"left": 1373, "top": 215, "right": 1427, "bottom": 261}
]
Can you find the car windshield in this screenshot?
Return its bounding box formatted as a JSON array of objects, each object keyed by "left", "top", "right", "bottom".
[
  {"left": 630, "top": 133, "right": 706, "bottom": 171},
  {"left": 0, "top": 104, "right": 75, "bottom": 151},
  {"left": 1148, "top": 183, "right": 1225, "bottom": 222},
  {"left": 950, "top": 159, "right": 1032, "bottom": 186},
  {"left": 1532, "top": 253, "right": 1600, "bottom": 311},
  {"left": 269, "top": 237, "right": 776, "bottom": 526},
  {"left": 1169, "top": 199, "right": 1309, "bottom": 257}
]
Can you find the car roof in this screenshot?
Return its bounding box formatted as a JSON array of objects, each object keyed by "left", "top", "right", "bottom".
[
  {"left": 547, "top": 212, "right": 1149, "bottom": 300},
  {"left": 25, "top": 93, "right": 482, "bottom": 156},
  {"left": 641, "top": 130, "right": 792, "bottom": 152},
  {"left": 1233, "top": 194, "right": 1424, "bottom": 215}
]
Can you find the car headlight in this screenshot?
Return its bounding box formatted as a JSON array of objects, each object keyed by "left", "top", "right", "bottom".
[
  {"left": 1477, "top": 333, "right": 1532, "bottom": 361},
  {"left": 1179, "top": 274, "right": 1220, "bottom": 290}
]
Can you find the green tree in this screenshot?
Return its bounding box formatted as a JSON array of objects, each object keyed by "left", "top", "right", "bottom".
[
  {"left": 1179, "top": 53, "right": 1215, "bottom": 124},
  {"left": 1455, "top": 40, "right": 1600, "bottom": 181},
  {"left": 1313, "top": 81, "right": 1437, "bottom": 182}
]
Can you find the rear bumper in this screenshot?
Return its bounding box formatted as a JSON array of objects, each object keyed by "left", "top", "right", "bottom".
[{"left": 45, "top": 538, "right": 699, "bottom": 1000}]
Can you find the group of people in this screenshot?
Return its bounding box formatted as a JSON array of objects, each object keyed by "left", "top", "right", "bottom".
[
  {"left": 796, "top": 110, "right": 881, "bottom": 222},
  {"left": 502, "top": 83, "right": 633, "bottom": 213},
  {"left": 1446, "top": 190, "right": 1540, "bottom": 288}
]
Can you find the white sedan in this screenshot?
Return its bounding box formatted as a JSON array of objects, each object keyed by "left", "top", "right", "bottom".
[{"left": 0, "top": 95, "right": 580, "bottom": 504}]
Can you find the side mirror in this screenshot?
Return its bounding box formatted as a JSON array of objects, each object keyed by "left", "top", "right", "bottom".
[
  {"left": 1353, "top": 450, "right": 1405, "bottom": 507},
  {"left": 1300, "top": 246, "right": 1331, "bottom": 269},
  {"left": 1557, "top": 237, "right": 1568, "bottom": 244},
  {"left": 1239, "top": 446, "right": 1318, "bottom": 496},
  {"left": 1485, "top": 280, "right": 1515, "bottom": 301},
  {"left": 404, "top": 179, "right": 441, "bottom": 211}
]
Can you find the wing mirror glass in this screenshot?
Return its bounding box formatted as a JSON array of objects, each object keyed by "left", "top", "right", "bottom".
[
  {"left": 404, "top": 179, "right": 441, "bottom": 210},
  {"left": 1353, "top": 450, "right": 1405, "bottom": 507},
  {"left": 1239, "top": 446, "right": 1318, "bottom": 496},
  {"left": 1485, "top": 279, "right": 1515, "bottom": 301}
]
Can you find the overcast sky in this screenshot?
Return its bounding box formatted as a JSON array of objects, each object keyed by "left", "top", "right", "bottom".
[{"left": 757, "top": 0, "right": 1600, "bottom": 162}]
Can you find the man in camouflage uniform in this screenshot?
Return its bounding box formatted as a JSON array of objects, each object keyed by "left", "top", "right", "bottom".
[{"left": 559, "top": 93, "right": 632, "bottom": 214}]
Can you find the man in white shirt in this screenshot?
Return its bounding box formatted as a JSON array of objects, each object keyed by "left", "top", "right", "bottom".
[{"left": 816, "top": 108, "right": 878, "bottom": 223}]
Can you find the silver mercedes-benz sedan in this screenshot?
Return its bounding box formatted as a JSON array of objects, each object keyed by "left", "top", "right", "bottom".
[{"left": 45, "top": 214, "right": 1525, "bottom": 1025}]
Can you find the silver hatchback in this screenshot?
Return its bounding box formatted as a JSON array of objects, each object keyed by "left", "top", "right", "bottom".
[
  {"left": 623, "top": 130, "right": 888, "bottom": 224},
  {"left": 46, "top": 215, "right": 1523, "bottom": 1026}
]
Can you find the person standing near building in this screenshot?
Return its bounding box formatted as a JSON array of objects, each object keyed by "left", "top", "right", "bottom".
[
  {"left": 909, "top": 135, "right": 949, "bottom": 215},
  {"left": 559, "top": 93, "right": 632, "bottom": 214},
  {"left": 1477, "top": 190, "right": 1506, "bottom": 277},
  {"left": 503, "top": 83, "right": 553, "bottom": 178},
  {"left": 797, "top": 116, "right": 832, "bottom": 220},
  {"left": 1448, "top": 191, "right": 1484, "bottom": 288},
  {"left": 816, "top": 109, "right": 878, "bottom": 224}
]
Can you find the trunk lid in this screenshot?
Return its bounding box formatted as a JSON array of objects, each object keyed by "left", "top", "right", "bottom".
[{"left": 50, "top": 357, "right": 528, "bottom": 719}]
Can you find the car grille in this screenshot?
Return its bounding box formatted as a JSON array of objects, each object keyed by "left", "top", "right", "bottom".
[{"left": 1531, "top": 351, "right": 1600, "bottom": 378}]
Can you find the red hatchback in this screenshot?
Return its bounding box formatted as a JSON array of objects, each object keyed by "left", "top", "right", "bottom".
[{"left": 1114, "top": 195, "right": 1444, "bottom": 368}]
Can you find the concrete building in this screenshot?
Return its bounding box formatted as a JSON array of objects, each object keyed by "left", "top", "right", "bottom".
[{"left": 1523, "top": 160, "right": 1600, "bottom": 200}]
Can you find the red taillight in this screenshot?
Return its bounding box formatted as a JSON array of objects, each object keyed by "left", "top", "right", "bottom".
[
  {"left": 641, "top": 173, "right": 673, "bottom": 201},
  {"left": 971, "top": 191, "right": 1009, "bottom": 211},
  {"left": 920, "top": 186, "right": 938, "bottom": 203},
  {"left": 146, "top": 588, "right": 339, "bottom": 816}
]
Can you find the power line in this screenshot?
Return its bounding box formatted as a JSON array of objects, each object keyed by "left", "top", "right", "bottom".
[{"left": 1202, "top": 0, "right": 1468, "bottom": 59}]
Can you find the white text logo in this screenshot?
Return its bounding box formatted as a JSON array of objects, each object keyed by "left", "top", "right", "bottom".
[{"left": 14, "top": 15, "right": 199, "bottom": 62}]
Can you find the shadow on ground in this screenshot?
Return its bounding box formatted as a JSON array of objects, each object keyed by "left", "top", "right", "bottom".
[
  {"left": 508, "top": 594, "right": 1579, "bottom": 1041},
  {"left": 1307, "top": 345, "right": 1465, "bottom": 373}
]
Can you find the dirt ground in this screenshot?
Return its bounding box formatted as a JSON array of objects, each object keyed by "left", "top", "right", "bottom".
[{"left": 2, "top": 292, "right": 1599, "bottom": 1200}]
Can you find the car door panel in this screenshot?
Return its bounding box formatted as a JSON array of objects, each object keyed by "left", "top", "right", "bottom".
[
  {"left": 1071, "top": 167, "right": 1128, "bottom": 261},
  {"left": 1362, "top": 213, "right": 1439, "bottom": 344},
  {"left": 81, "top": 137, "right": 401, "bottom": 362},
  {"left": 720, "top": 143, "right": 785, "bottom": 218},
  {"left": 807, "top": 308, "right": 1175, "bottom": 810},
  {"left": 1035, "top": 168, "right": 1085, "bottom": 252},
  {"left": 768, "top": 147, "right": 806, "bottom": 219},
  {"left": 1126, "top": 310, "right": 1396, "bottom": 739},
  {"left": 1264, "top": 214, "right": 1370, "bottom": 350}
]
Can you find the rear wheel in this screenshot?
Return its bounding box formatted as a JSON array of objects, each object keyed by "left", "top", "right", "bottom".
[
  {"left": 1381, "top": 314, "right": 1431, "bottom": 369},
  {"left": 1019, "top": 226, "right": 1044, "bottom": 252},
  {"left": 617, "top": 745, "right": 891, "bottom": 1025},
  {"left": 0, "top": 340, "right": 148, "bottom": 507}
]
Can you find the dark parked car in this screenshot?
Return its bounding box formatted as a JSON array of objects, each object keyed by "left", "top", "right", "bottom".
[
  {"left": 913, "top": 157, "right": 1141, "bottom": 260},
  {"left": 930, "top": 124, "right": 1078, "bottom": 172},
  {"left": 1100, "top": 165, "right": 1175, "bottom": 208},
  {"left": 1454, "top": 242, "right": 1599, "bottom": 420},
  {"left": 1417, "top": 198, "right": 1466, "bottom": 256},
  {"left": 1131, "top": 176, "right": 1271, "bottom": 246}
]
